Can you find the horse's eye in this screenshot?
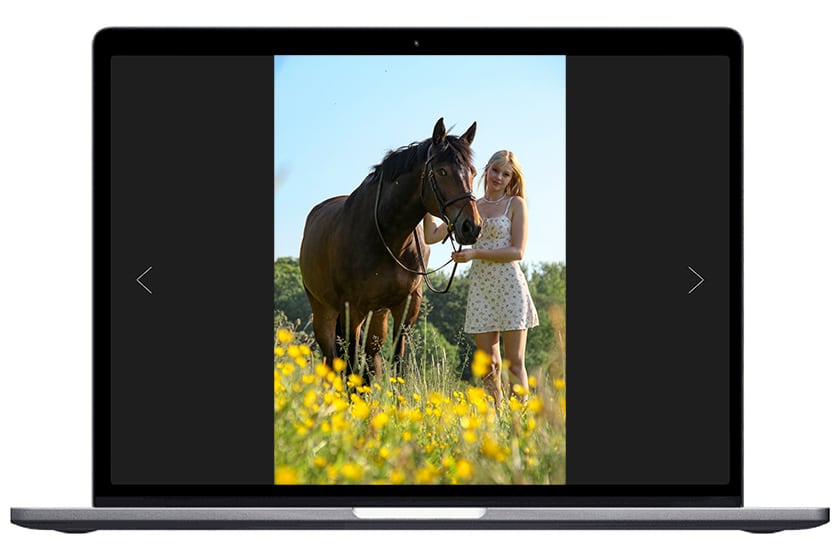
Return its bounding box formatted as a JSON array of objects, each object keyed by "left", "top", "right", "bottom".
[{"left": 437, "top": 169, "right": 447, "bottom": 177}]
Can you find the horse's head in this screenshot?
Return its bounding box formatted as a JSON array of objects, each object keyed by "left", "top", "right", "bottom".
[{"left": 421, "top": 118, "right": 482, "bottom": 245}]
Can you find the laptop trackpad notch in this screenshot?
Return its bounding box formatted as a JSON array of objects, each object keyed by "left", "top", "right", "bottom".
[{"left": 352, "top": 508, "right": 487, "bottom": 520}]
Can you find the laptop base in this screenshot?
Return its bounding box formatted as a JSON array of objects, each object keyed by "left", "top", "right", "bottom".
[{"left": 11, "top": 507, "right": 828, "bottom": 532}]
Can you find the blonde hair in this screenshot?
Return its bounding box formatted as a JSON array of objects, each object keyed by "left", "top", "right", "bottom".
[{"left": 478, "top": 150, "right": 526, "bottom": 198}]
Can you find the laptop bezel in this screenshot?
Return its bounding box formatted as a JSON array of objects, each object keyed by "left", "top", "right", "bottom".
[{"left": 92, "top": 27, "right": 743, "bottom": 507}]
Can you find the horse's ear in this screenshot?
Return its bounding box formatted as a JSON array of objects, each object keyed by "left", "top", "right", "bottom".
[
  {"left": 432, "top": 117, "right": 446, "bottom": 145},
  {"left": 461, "top": 122, "right": 477, "bottom": 146}
]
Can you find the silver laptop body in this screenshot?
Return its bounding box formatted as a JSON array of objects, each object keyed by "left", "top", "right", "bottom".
[{"left": 11, "top": 27, "right": 829, "bottom": 533}]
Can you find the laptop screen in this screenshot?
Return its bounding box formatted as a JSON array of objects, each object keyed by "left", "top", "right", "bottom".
[{"left": 97, "top": 28, "right": 741, "bottom": 506}]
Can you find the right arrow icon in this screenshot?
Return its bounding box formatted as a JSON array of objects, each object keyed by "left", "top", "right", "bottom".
[{"left": 688, "top": 266, "right": 704, "bottom": 294}]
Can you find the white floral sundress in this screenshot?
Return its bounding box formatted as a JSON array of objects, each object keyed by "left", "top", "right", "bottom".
[{"left": 464, "top": 197, "right": 539, "bottom": 334}]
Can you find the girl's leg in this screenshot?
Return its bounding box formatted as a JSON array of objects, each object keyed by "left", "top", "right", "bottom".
[
  {"left": 501, "top": 329, "right": 529, "bottom": 401},
  {"left": 473, "top": 332, "right": 502, "bottom": 407}
]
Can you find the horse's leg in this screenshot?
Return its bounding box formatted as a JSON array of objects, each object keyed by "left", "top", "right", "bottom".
[
  {"left": 338, "top": 305, "right": 366, "bottom": 375},
  {"left": 306, "top": 289, "right": 339, "bottom": 367},
  {"left": 390, "top": 288, "right": 423, "bottom": 375},
  {"left": 364, "top": 309, "right": 390, "bottom": 383}
]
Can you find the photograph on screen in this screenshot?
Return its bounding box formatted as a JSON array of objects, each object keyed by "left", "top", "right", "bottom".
[{"left": 273, "top": 55, "right": 566, "bottom": 484}]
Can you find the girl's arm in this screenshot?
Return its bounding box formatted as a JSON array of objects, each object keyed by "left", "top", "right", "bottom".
[
  {"left": 453, "top": 198, "right": 528, "bottom": 263},
  {"left": 423, "top": 214, "right": 450, "bottom": 244}
]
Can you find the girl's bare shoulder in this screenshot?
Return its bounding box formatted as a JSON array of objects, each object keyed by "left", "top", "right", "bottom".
[{"left": 510, "top": 195, "right": 528, "bottom": 212}]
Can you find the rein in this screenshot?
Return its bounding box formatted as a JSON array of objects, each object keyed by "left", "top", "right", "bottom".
[{"left": 373, "top": 143, "right": 474, "bottom": 294}]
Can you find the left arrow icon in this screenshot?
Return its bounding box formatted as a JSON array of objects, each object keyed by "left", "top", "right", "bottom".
[{"left": 136, "top": 266, "right": 153, "bottom": 294}]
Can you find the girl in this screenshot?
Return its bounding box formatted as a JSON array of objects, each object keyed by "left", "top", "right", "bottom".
[{"left": 424, "top": 150, "right": 538, "bottom": 407}]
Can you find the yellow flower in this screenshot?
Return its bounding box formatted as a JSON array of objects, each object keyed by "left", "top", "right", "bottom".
[
  {"left": 467, "top": 386, "right": 487, "bottom": 406},
  {"left": 528, "top": 376, "right": 536, "bottom": 389},
  {"left": 333, "top": 399, "right": 349, "bottom": 413},
  {"left": 274, "top": 346, "right": 285, "bottom": 357},
  {"left": 332, "top": 357, "right": 347, "bottom": 372},
  {"left": 298, "top": 344, "right": 311, "bottom": 356},
  {"left": 416, "top": 466, "right": 437, "bottom": 483},
  {"left": 276, "top": 329, "right": 294, "bottom": 344},
  {"left": 402, "top": 431, "right": 412, "bottom": 442},
  {"left": 295, "top": 356, "right": 308, "bottom": 368},
  {"left": 287, "top": 345, "right": 301, "bottom": 359},
  {"left": 371, "top": 412, "right": 389, "bottom": 430},
  {"left": 302, "top": 374, "right": 315, "bottom": 385},
  {"left": 471, "top": 348, "right": 492, "bottom": 377},
  {"left": 332, "top": 377, "right": 344, "bottom": 391},
  {"left": 513, "top": 384, "right": 527, "bottom": 396},
  {"left": 396, "top": 377, "right": 406, "bottom": 384},
  {"left": 463, "top": 430, "right": 477, "bottom": 443},
  {"left": 274, "top": 466, "right": 297, "bottom": 484},
  {"left": 456, "top": 459, "right": 473, "bottom": 480},
  {"left": 480, "top": 435, "right": 506, "bottom": 462},
  {"left": 341, "top": 463, "right": 363, "bottom": 482},
  {"left": 351, "top": 400, "right": 370, "bottom": 420},
  {"left": 510, "top": 396, "right": 523, "bottom": 411},
  {"left": 527, "top": 396, "right": 544, "bottom": 414},
  {"left": 313, "top": 456, "right": 327, "bottom": 468},
  {"left": 347, "top": 373, "right": 364, "bottom": 387},
  {"left": 315, "top": 363, "right": 330, "bottom": 378},
  {"left": 454, "top": 402, "right": 469, "bottom": 417},
  {"left": 390, "top": 471, "right": 405, "bottom": 484},
  {"left": 374, "top": 383, "right": 382, "bottom": 391},
  {"left": 378, "top": 447, "right": 391, "bottom": 459},
  {"left": 467, "top": 387, "right": 489, "bottom": 414},
  {"left": 554, "top": 378, "right": 566, "bottom": 390},
  {"left": 326, "top": 465, "right": 338, "bottom": 481},
  {"left": 281, "top": 363, "right": 295, "bottom": 377},
  {"left": 408, "top": 408, "right": 423, "bottom": 422},
  {"left": 460, "top": 415, "right": 480, "bottom": 430},
  {"left": 331, "top": 413, "right": 347, "bottom": 432},
  {"left": 413, "top": 393, "right": 422, "bottom": 402},
  {"left": 303, "top": 390, "right": 317, "bottom": 408}
]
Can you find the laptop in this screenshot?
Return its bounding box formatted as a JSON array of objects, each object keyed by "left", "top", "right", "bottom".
[{"left": 10, "top": 27, "right": 828, "bottom": 533}]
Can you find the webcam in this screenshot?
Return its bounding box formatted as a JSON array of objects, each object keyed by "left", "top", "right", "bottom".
[{"left": 413, "top": 40, "right": 419, "bottom": 48}]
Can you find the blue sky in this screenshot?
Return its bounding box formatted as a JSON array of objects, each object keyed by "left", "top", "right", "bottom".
[{"left": 274, "top": 55, "right": 565, "bottom": 271}]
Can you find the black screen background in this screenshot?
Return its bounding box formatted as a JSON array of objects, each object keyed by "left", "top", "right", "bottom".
[{"left": 108, "top": 54, "right": 732, "bottom": 489}]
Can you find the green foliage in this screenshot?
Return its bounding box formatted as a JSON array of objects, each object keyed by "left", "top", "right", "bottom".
[
  {"left": 274, "top": 257, "right": 311, "bottom": 331},
  {"left": 526, "top": 262, "right": 567, "bottom": 379}
]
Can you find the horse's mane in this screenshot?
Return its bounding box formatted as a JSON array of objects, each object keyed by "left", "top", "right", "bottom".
[{"left": 367, "top": 135, "right": 474, "bottom": 184}]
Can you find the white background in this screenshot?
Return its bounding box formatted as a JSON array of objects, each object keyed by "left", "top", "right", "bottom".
[{"left": 1, "top": 0, "right": 837, "bottom": 557}]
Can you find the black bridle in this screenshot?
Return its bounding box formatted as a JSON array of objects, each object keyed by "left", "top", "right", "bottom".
[{"left": 374, "top": 142, "right": 476, "bottom": 294}]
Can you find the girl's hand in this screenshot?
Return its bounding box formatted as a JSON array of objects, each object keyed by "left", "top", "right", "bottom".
[{"left": 452, "top": 249, "right": 476, "bottom": 263}]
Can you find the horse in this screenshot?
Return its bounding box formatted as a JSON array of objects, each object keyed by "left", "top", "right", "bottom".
[{"left": 299, "top": 117, "right": 481, "bottom": 382}]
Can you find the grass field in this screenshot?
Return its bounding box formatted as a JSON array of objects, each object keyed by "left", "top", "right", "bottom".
[{"left": 274, "top": 320, "right": 566, "bottom": 485}]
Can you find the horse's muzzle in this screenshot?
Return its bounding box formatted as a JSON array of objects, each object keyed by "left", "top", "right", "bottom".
[{"left": 455, "top": 219, "right": 481, "bottom": 245}]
